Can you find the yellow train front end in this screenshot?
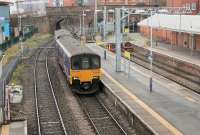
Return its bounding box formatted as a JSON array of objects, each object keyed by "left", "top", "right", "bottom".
[
  {"left": 69, "top": 53, "right": 101, "bottom": 94},
  {"left": 70, "top": 69, "right": 101, "bottom": 84}
]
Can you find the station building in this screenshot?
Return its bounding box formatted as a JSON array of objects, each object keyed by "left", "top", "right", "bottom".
[
  {"left": 48, "top": 0, "right": 76, "bottom": 7},
  {"left": 63, "top": 0, "right": 76, "bottom": 6},
  {"left": 99, "top": 0, "right": 166, "bottom": 6},
  {"left": 137, "top": 0, "right": 200, "bottom": 52},
  {"left": 167, "top": 0, "right": 200, "bottom": 14},
  {"left": 68, "top": 0, "right": 166, "bottom": 6},
  {"left": 138, "top": 14, "right": 200, "bottom": 51}
]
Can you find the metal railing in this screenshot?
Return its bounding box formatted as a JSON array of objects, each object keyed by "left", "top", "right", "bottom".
[
  {"left": 0, "top": 27, "right": 38, "bottom": 51},
  {"left": 0, "top": 54, "right": 21, "bottom": 124}
]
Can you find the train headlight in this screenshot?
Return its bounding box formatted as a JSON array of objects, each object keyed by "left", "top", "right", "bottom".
[
  {"left": 93, "top": 76, "right": 100, "bottom": 79},
  {"left": 73, "top": 77, "right": 79, "bottom": 80}
]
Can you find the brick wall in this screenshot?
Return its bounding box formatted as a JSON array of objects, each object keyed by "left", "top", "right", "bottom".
[
  {"left": 129, "top": 43, "right": 200, "bottom": 93},
  {"left": 100, "top": 0, "right": 166, "bottom": 6},
  {"left": 167, "top": 0, "right": 200, "bottom": 14},
  {"left": 196, "top": 35, "right": 200, "bottom": 51},
  {"left": 63, "top": 0, "right": 76, "bottom": 6},
  {"left": 140, "top": 26, "right": 200, "bottom": 51}
]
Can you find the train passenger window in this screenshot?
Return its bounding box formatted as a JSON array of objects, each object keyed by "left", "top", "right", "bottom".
[
  {"left": 91, "top": 56, "right": 100, "bottom": 69},
  {"left": 82, "top": 57, "right": 90, "bottom": 69},
  {"left": 72, "top": 56, "right": 80, "bottom": 70}
]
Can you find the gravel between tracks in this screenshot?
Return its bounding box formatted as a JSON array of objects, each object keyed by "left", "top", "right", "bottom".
[
  {"left": 47, "top": 51, "right": 96, "bottom": 135},
  {"left": 10, "top": 40, "right": 136, "bottom": 135},
  {"left": 97, "top": 92, "right": 137, "bottom": 135}
]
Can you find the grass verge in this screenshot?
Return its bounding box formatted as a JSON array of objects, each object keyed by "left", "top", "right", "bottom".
[
  {"left": 2, "top": 33, "right": 52, "bottom": 65},
  {"left": 8, "top": 33, "right": 52, "bottom": 85}
]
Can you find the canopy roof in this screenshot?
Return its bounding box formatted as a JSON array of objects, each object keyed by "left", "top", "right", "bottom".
[
  {"left": 0, "top": 1, "right": 10, "bottom": 5},
  {"left": 138, "top": 14, "right": 200, "bottom": 35}
]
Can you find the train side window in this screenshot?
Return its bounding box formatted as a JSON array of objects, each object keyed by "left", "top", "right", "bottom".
[
  {"left": 91, "top": 56, "right": 100, "bottom": 69},
  {"left": 72, "top": 56, "right": 80, "bottom": 70}
]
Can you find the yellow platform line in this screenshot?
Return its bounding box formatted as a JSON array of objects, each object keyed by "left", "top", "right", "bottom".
[
  {"left": 98, "top": 46, "right": 198, "bottom": 104},
  {"left": 1, "top": 125, "right": 9, "bottom": 135},
  {"left": 102, "top": 69, "right": 183, "bottom": 135}
]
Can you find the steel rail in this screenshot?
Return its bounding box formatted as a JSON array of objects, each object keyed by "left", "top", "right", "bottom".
[
  {"left": 45, "top": 56, "right": 68, "bottom": 135},
  {"left": 33, "top": 47, "right": 67, "bottom": 135},
  {"left": 77, "top": 96, "right": 101, "bottom": 135},
  {"left": 77, "top": 95, "right": 127, "bottom": 135},
  {"left": 96, "top": 96, "right": 128, "bottom": 135},
  {"left": 33, "top": 49, "right": 42, "bottom": 135}
]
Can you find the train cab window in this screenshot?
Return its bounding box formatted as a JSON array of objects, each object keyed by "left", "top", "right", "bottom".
[
  {"left": 91, "top": 56, "right": 100, "bottom": 69},
  {"left": 72, "top": 56, "right": 80, "bottom": 70},
  {"left": 72, "top": 55, "right": 100, "bottom": 70},
  {"left": 82, "top": 57, "right": 90, "bottom": 69}
]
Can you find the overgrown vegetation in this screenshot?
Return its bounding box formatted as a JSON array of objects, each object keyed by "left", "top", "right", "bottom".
[
  {"left": 10, "top": 64, "right": 26, "bottom": 85},
  {"left": 2, "top": 33, "right": 52, "bottom": 65},
  {"left": 26, "top": 33, "right": 52, "bottom": 49},
  {"left": 8, "top": 33, "right": 52, "bottom": 85}
]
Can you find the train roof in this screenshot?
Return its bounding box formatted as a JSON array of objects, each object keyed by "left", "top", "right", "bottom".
[
  {"left": 55, "top": 29, "right": 98, "bottom": 57},
  {"left": 55, "top": 29, "right": 71, "bottom": 39}
]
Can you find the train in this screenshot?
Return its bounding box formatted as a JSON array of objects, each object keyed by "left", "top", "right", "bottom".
[
  {"left": 55, "top": 29, "right": 101, "bottom": 94},
  {"left": 106, "top": 42, "right": 134, "bottom": 53}
]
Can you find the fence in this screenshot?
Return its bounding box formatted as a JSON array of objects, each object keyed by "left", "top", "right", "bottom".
[
  {"left": 0, "top": 27, "right": 38, "bottom": 51},
  {"left": 0, "top": 54, "right": 21, "bottom": 124},
  {"left": 0, "top": 27, "right": 38, "bottom": 124}
]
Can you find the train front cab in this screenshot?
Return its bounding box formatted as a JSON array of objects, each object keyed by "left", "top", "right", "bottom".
[{"left": 69, "top": 54, "right": 101, "bottom": 94}]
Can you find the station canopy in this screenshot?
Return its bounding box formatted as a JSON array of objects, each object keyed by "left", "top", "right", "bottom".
[
  {"left": 138, "top": 14, "right": 200, "bottom": 35},
  {"left": 0, "top": 1, "right": 10, "bottom": 5}
]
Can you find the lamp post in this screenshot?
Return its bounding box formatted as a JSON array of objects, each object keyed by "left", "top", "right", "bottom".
[
  {"left": 103, "top": 6, "right": 107, "bottom": 41},
  {"left": 19, "top": 16, "right": 24, "bottom": 58},
  {"left": 80, "top": 9, "right": 90, "bottom": 44},
  {"left": 15, "top": 0, "right": 24, "bottom": 58},
  {"left": 82, "top": 9, "right": 91, "bottom": 37},
  {"left": 79, "top": 15, "right": 82, "bottom": 35},
  {"left": 94, "top": 0, "right": 98, "bottom": 34},
  {"left": 149, "top": 10, "right": 153, "bottom": 92},
  {"left": 115, "top": 8, "right": 122, "bottom": 72},
  {"left": 82, "top": 10, "right": 85, "bottom": 37}
]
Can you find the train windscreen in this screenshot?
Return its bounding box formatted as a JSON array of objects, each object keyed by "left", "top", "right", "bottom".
[
  {"left": 91, "top": 56, "right": 100, "bottom": 69},
  {"left": 82, "top": 57, "right": 90, "bottom": 69},
  {"left": 71, "top": 55, "right": 100, "bottom": 70}
]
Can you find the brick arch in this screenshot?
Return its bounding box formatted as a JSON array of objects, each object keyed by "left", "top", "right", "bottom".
[{"left": 55, "top": 18, "right": 65, "bottom": 30}]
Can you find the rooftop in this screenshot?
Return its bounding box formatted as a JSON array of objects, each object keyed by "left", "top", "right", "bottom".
[{"left": 0, "top": 1, "right": 10, "bottom": 5}]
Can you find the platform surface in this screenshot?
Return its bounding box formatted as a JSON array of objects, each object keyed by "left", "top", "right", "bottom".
[
  {"left": 105, "top": 33, "right": 200, "bottom": 67},
  {"left": 87, "top": 43, "right": 200, "bottom": 135},
  {"left": 128, "top": 33, "right": 200, "bottom": 67},
  {"left": 1, "top": 121, "right": 27, "bottom": 135}
]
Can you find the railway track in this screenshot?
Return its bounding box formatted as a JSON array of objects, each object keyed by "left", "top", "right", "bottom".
[
  {"left": 33, "top": 48, "right": 67, "bottom": 135},
  {"left": 77, "top": 95, "right": 127, "bottom": 135}
]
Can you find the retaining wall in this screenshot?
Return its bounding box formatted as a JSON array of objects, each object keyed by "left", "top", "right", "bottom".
[
  {"left": 130, "top": 44, "right": 200, "bottom": 93},
  {"left": 102, "top": 86, "right": 155, "bottom": 135}
]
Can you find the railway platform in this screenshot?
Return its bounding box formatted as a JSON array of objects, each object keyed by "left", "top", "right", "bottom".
[
  {"left": 128, "top": 33, "right": 200, "bottom": 67},
  {"left": 87, "top": 43, "right": 200, "bottom": 135},
  {"left": 0, "top": 120, "right": 27, "bottom": 135},
  {"left": 105, "top": 33, "right": 200, "bottom": 67}
]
